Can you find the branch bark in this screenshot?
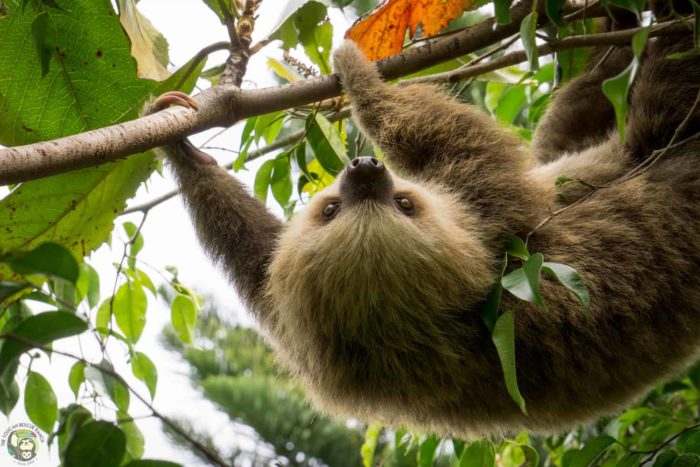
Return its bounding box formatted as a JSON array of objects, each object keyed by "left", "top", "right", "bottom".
[{"left": 0, "top": 1, "right": 534, "bottom": 185}]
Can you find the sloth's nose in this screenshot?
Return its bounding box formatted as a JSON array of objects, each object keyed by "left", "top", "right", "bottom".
[{"left": 340, "top": 157, "right": 393, "bottom": 204}]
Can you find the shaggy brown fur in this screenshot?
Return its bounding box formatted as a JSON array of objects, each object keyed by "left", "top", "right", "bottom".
[{"left": 164, "top": 25, "right": 700, "bottom": 435}]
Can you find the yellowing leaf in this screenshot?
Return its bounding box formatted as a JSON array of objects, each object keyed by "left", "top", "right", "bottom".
[
  {"left": 345, "top": 0, "right": 473, "bottom": 61},
  {"left": 118, "top": 0, "right": 170, "bottom": 80}
]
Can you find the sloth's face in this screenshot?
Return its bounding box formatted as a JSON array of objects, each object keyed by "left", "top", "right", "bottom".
[{"left": 266, "top": 158, "right": 494, "bottom": 331}]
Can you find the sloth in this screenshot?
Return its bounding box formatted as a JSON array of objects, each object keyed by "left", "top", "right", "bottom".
[{"left": 155, "top": 21, "right": 700, "bottom": 435}]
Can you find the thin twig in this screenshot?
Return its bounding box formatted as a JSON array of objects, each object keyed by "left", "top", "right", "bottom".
[
  {"left": 0, "top": 333, "right": 230, "bottom": 467},
  {"left": 174, "top": 41, "right": 231, "bottom": 90}
]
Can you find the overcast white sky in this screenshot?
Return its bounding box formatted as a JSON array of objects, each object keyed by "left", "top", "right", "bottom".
[{"left": 1, "top": 1, "right": 355, "bottom": 466}]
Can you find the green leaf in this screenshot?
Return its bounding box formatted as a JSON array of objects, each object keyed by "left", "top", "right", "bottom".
[
  {"left": 494, "top": 86, "right": 527, "bottom": 124},
  {"left": 494, "top": 0, "right": 514, "bottom": 24},
  {"left": 492, "top": 310, "right": 527, "bottom": 414},
  {"left": 64, "top": 421, "right": 126, "bottom": 467},
  {"left": 56, "top": 404, "right": 94, "bottom": 462},
  {"left": 200, "top": 0, "right": 229, "bottom": 23},
  {"left": 84, "top": 361, "right": 130, "bottom": 412},
  {"left": 0, "top": 311, "right": 87, "bottom": 376},
  {"left": 361, "top": 422, "right": 381, "bottom": 467},
  {"left": 266, "top": 0, "right": 329, "bottom": 48},
  {"left": 502, "top": 253, "right": 547, "bottom": 311},
  {"left": 307, "top": 113, "right": 349, "bottom": 176},
  {"left": 0, "top": 370, "right": 19, "bottom": 416},
  {"left": 505, "top": 235, "right": 529, "bottom": 260},
  {"left": 602, "top": 27, "right": 650, "bottom": 142},
  {"left": 418, "top": 435, "right": 440, "bottom": 467},
  {"left": 25, "top": 371, "right": 58, "bottom": 433},
  {"left": 481, "top": 284, "right": 503, "bottom": 334},
  {"left": 254, "top": 112, "right": 285, "bottom": 145},
  {"left": 542, "top": 262, "right": 590, "bottom": 314},
  {"left": 113, "top": 282, "right": 147, "bottom": 344},
  {"left": 570, "top": 435, "right": 616, "bottom": 467},
  {"left": 460, "top": 439, "right": 496, "bottom": 467},
  {"left": 96, "top": 299, "right": 112, "bottom": 339},
  {"left": 671, "top": 454, "right": 700, "bottom": 467},
  {"left": 271, "top": 155, "right": 293, "bottom": 207},
  {"left": 76, "top": 263, "right": 100, "bottom": 309},
  {"left": 68, "top": 361, "right": 86, "bottom": 399},
  {"left": 679, "top": 429, "right": 700, "bottom": 454},
  {"left": 655, "top": 451, "right": 680, "bottom": 467},
  {"left": 131, "top": 351, "right": 157, "bottom": 400},
  {"left": 519, "top": 12, "right": 539, "bottom": 71},
  {"left": 0, "top": 0, "right": 202, "bottom": 280},
  {"left": 119, "top": 411, "right": 144, "bottom": 461},
  {"left": 254, "top": 159, "right": 275, "bottom": 204},
  {"left": 555, "top": 175, "right": 575, "bottom": 187},
  {"left": 31, "top": 11, "right": 53, "bottom": 77},
  {"left": 1, "top": 242, "right": 79, "bottom": 283},
  {"left": 117, "top": 0, "right": 170, "bottom": 80},
  {"left": 545, "top": 0, "right": 566, "bottom": 26},
  {"left": 171, "top": 294, "right": 197, "bottom": 345},
  {"left": 520, "top": 443, "right": 540, "bottom": 466},
  {"left": 299, "top": 19, "right": 332, "bottom": 74}
]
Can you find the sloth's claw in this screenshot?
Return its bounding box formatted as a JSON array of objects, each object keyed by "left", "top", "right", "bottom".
[{"left": 149, "top": 91, "right": 199, "bottom": 113}]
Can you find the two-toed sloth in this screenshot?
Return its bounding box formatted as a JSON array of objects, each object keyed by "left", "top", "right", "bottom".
[{"left": 160, "top": 17, "right": 700, "bottom": 435}]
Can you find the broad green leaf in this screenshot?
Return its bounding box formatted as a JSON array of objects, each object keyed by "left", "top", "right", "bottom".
[
  {"left": 299, "top": 19, "right": 332, "bottom": 74},
  {"left": 57, "top": 404, "right": 94, "bottom": 462},
  {"left": 679, "top": 429, "right": 700, "bottom": 454},
  {"left": 171, "top": 294, "right": 197, "bottom": 345},
  {"left": 84, "top": 360, "right": 130, "bottom": 412},
  {"left": 460, "top": 439, "right": 496, "bottom": 467},
  {"left": 118, "top": 411, "right": 145, "bottom": 461},
  {"left": 64, "top": 421, "right": 126, "bottom": 467},
  {"left": 602, "top": 0, "right": 645, "bottom": 16},
  {"left": 117, "top": 0, "right": 169, "bottom": 80},
  {"left": 542, "top": 262, "right": 590, "bottom": 314},
  {"left": 492, "top": 310, "right": 527, "bottom": 414},
  {"left": 519, "top": 12, "right": 539, "bottom": 71},
  {"left": 481, "top": 284, "right": 503, "bottom": 334},
  {"left": 361, "top": 422, "right": 381, "bottom": 467},
  {"left": 520, "top": 443, "right": 540, "bottom": 466},
  {"left": 545, "top": 0, "right": 566, "bottom": 26},
  {"left": 602, "top": 27, "right": 650, "bottom": 142},
  {"left": 670, "top": 454, "right": 700, "bottom": 467},
  {"left": 502, "top": 253, "right": 547, "bottom": 311},
  {"left": 96, "top": 299, "right": 112, "bottom": 339},
  {"left": 271, "top": 156, "right": 293, "bottom": 207},
  {"left": 0, "top": 242, "right": 79, "bottom": 283},
  {"left": 655, "top": 451, "right": 680, "bottom": 467},
  {"left": 0, "top": 311, "right": 87, "bottom": 376},
  {"left": 418, "top": 435, "right": 440, "bottom": 467},
  {"left": 453, "top": 439, "right": 465, "bottom": 459},
  {"left": 505, "top": 235, "right": 529, "bottom": 260},
  {"left": 0, "top": 370, "right": 19, "bottom": 416},
  {"left": 254, "top": 159, "right": 275, "bottom": 204},
  {"left": 25, "top": 371, "right": 58, "bottom": 433},
  {"left": 494, "top": 0, "right": 514, "bottom": 24},
  {"left": 0, "top": 0, "right": 203, "bottom": 279},
  {"left": 263, "top": 0, "right": 329, "bottom": 46},
  {"left": 77, "top": 263, "right": 100, "bottom": 309},
  {"left": 570, "top": 435, "right": 616, "bottom": 467},
  {"left": 68, "top": 361, "right": 86, "bottom": 399},
  {"left": 200, "top": 0, "right": 229, "bottom": 23},
  {"left": 556, "top": 22, "right": 594, "bottom": 84},
  {"left": 307, "top": 113, "right": 349, "bottom": 176},
  {"left": 254, "top": 112, "right": 285, "bottom": 145},
  {"left": 113, "top": 282, "right": 147, "bottom": 344},
  {"left": 125, "top": 268, "right": 156, "bottom": 296},
  {"left": 495, "top": 86, "right": 527, "bottom": 124},
  {"left": 30, "top": 11, "right": 53, "bottom": 77},
  {"left": 131, "top": 351, "right": 158, "bottom": 400}
]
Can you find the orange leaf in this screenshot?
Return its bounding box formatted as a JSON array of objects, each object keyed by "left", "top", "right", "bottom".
[{"left": 345, "top": 0, "right": 473, "bottom": 61}]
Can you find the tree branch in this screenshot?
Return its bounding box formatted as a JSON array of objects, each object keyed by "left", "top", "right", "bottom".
[
  {"left": 0, "top": 0, "right": 534, "bottom": 186},
  {"left": 0, "top": 332, "right": 231, "bottom": 467}
]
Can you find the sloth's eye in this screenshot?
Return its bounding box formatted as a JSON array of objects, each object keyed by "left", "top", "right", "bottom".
[
  {"left": 322, "top": 201, "right": 340, "bottom": 220},
  {"left": 395, "top": 196, "right": 414, "bottom": 215}
]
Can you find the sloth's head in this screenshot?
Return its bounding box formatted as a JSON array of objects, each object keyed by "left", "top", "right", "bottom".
[
  {"left": 269, "top": 156, "right": 493, "bottom": 311},
  {"left": 264, "top": 158, "right": 495, "bottom": 408}
]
